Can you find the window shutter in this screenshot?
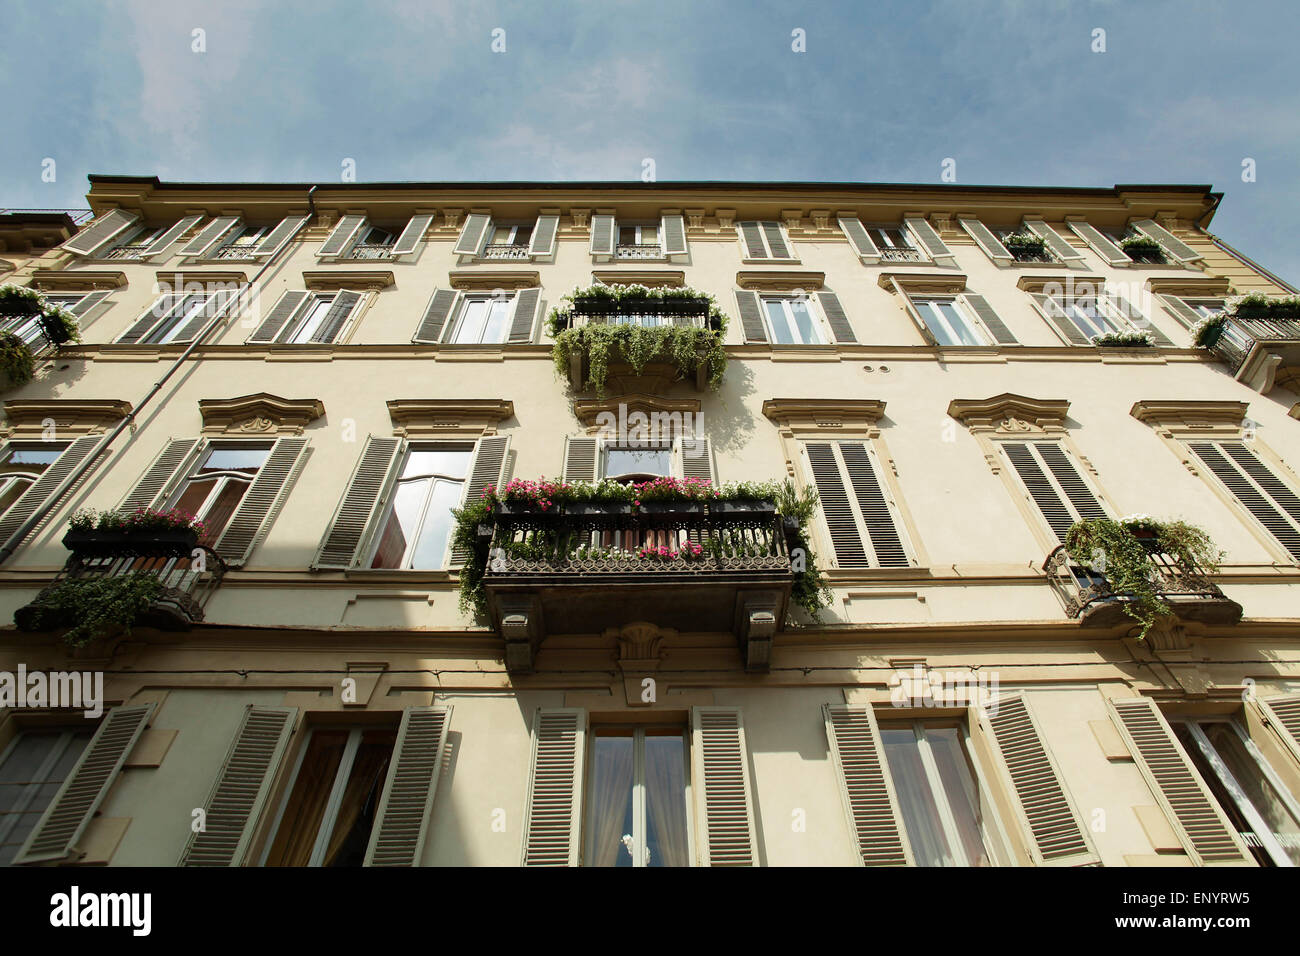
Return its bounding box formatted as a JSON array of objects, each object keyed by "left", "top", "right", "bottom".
[
  {"left": 0, "top": 435, "right": 104, "bottom": 553},
  {"left": 1160, "top": 294, "right": 1206, "bottom": 331},
  {"left": 660, "top": 213, "right": 688, "bottom": 256},
  {"left": 180, "top": 216, "right": 240, "bottom": 257},
  {"left": 807, "top": 442, "right": 869, "bottom": 568},
  {"left": 738, "top": 222, "right": 768, "bottom": 260},
  {"left": 68, "top": 290, "right": 111, "bottom": 317},
  {"left": 1066, "top": 220, "right": 1129, "bottom": 267},
  {"left": 248, "top": 290, "right": 310, "bottom": 344},
  {"left": 961, "top": 292, "right": 1017, "bottom": 345},
  {"left": 958, "top": 216, "right": 1012, "bottom": 264},
  {"left": 1107, "top": 697, "right": 1253, "bottom": 865},
  {"left": 528, "top": 214, "right": 560, "bottom": 257},
  {"left": 364, "top": 705, "right": 452, "bottom": 867},
  {"left": 823, "top": 704, "right": 913, "bottom": 866},
  {"left": 140, "top": 215, "right": 204, "bottom": 258},
  {"left": 318, "top": 214, "right": 367, "bottom": 258},
  {"left": 13, "top": 703, "right": 155, "bottom": 864},
  {"left": 508, "top": 288, "right": 541, "bottom": 343},
  {"left": 312, "top": 435, "right": 405, "bottom": 569},
  {"left": 589, "top": 214, "right": 615, "bottom": 257},
  {"left": 61, "top": 209, "right": 139, "bottom": 257},
  {"left": 1030, "top": 292, "right": 1089, "bottom": 345},
  {"left": 118, "top": 438, "right": 205, "bottom": 513},
  {"left": 691, "top": 706, "right": 758, "bottom": 866},
  {"left": 177, "top": 705, "right": 297, "bottom": 866},
  {"left": 1023, "top": 219, "right": 1085, "bottom": 265},
  {"left": 1107, "top": 291, "right": 1173, "bottom": 346},
  {"left": 116, "top": 294, "right": 177, "bottom": 345},
  {"left": 1003, "top": 442, "right": 1074, "bottom": 542},
  {"left": 980, "top": 694, "right": 1097, "bottom": 865},
  {"left": 838, "top": 217, "right": 881, "bottom": 263},
  {"left": 1035, "top": 442, "right": 1107, "bottom": 522},
  {"left": 1257, "top": 695, "right": 1300, "bottom": 767},
  {"left": 253, "top": 215, "right": 308, "bottom": 258},
  {"left": 904, "top": 216, "right": 952, "bottom": 263},
  {"left": 679, "top": 437, "right": 715, "bottom": 483},
  {"left": 562, "top": 436, "right": 599, "bottom": 482},
  {"left": 816, "top": 291, "right": 857, "bottom": 344},
  {"left": 1189, "top": 442, "right": 1300, "bottom": 559},
  {"left": 170, "top": 288, "right": 240, "bottom": 344},
  {"left": 308, "top": 290, "right": 365, "bottom": 344},
  {"left": 453, "top": 213, "right": 492, "bottom": 257},
  {"left": 762, "top": 222, "right": 791, "bottom": 260},
  {"left": 413, "top": 289, "right": 459, "bottom": 344},
  {"left": 840, "top": 442, "right": 909, "bottom": 567},
  {"left": 213, "top": 437, "right": 309, "bottom": 565},
  {"left": 734, "top": 290, "right": 767, "bottom": 343},
  {"left": 1131, "top": 219, "right": 1202, "bottom": 263},
  {"left": 450, "top": 435, "right": 511, "bottom": 565},
  {"left": 521, "top": 708, "right": 586, "bottom": 866},
  {"left": 390, "top": 214, "right": 434, "bottom": 256}
]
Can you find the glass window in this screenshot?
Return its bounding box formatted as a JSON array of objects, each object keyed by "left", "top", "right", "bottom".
[
  {"left": 490, "top": 224, "right": 532, "bottom": 246},
  {"left": 369, "top": 444, "right": 473, "bottom": 570},
  {"left": 135, "top": 292, "right": 220, "bottom": 345},
  {"left": 0, "top": 443, "right": 64, "bottom": 519},
  {"left": 282, "top": 294, "right": 335, "bottom": 344},
  {"left": 1060, "top": 296, "right": 1124, "bottom": 339},
  {"left": 585, "top": 727, "right": 689, "bottom": 867},
  {"left": 225, "top": 226, "right": 267, "bottom": 250},
  {"left": 450, "top": 296, "right": 512, "bottom": 344},
  {"left": 762, "top": 297, "right": 823, "bottom": 345},
  {"left": 868, "top": 226, "right": 915, "bottom": 250},
  {"left": 914, "top": 298, "right": 990, "bottom": 346},
  {"left": 169, "top": 443, "right": 271, "bottom": 545},
  {"left": 0, "top": 729, "right": 93, "bottom": 866},
  {"left": 605, "top": 445, "right": 671, "bottom": 480}
]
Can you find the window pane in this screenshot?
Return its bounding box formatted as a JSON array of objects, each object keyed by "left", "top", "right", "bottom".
[
  {"left": 288, "top": 297, "right": 333, "bottom": 343},
  {"left": 1202, "top": 722, "right": 1300, "bottom": 865},
  {"left": 370, "top": 478, "right": 429, "bottom": 569},
  {"left": 586, "top": 735, "right": 635, "bottom": 866},
  {"left": 644, "top": 734, "right": 689, "bottom": 867},
  {"left": 481, "top": 299, "right": 510, "bottom": 344},
  {"left": 265, "top": 730, "right": 349, "bottom": 866},
  {"left": 408, "top": 479, "right": 462, "bottom": 569},
  {"left": 323, "top": 729, "right": 397, "bottom": 867},
  {"left": 197, "top": 479, "right": 251, "bottom": 544},
  {"left": 881, "top": 727, "right": 954, "bottom": 866},
  {"left": 199, "top": 446, "right": 270, "bottom": 474},
  {"left": 764, "top": 300, "right": 794, "bottom": 345},
  {"left": 454, "top": 300, "right": 489, "bottom": 344},
  {"left": 402, "top": 448, "right": 472, "bottom": 479},
  {"left": 0, "top": 731, "right": 91, "bottom": 866},
  {"left": 790, "top": 299, "right": 819, "bottom": 344},
  {"left": 926, "top": 728, "right": 994, "bottom": 866},
  {"left": 1, "top": 447, "right": 62, "bottom": 472},
  {"left": 514, "top": 224, "right": 533, "bottom": 245},
  {"left": 606, "top": 447, "right": 670, "bottom": 478},
  {"left": 917, "top": 302, "right": 957, "bottom": 346}
]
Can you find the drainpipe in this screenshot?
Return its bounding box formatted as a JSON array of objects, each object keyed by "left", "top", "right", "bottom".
[{"left": 0, "top": 192, "right": 317, "bottom": 563}]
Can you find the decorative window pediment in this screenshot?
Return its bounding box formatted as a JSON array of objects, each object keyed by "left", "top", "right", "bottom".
[
  {"left": 946, "top": 393, "right": 1071, "bottom": 434},
  {"left": 198, "top": 393, "right": 325, "bottom": 436},
  {"left": 1143, "top": 276, "right": 1232, "bottom": 297},
  {"left": 591, "top": 270, "right": 683, "bottom": 288},
  {"left": 878, "top": 272, "right": 967, "bottom": 295},
  {"left": 30, "top": 270, "right": 128, "bottom": 291},
  {"left": 447, "top": 270, "right": 540, "bottom": 292},
  {"left": 385, "top": 399, "right": 514, "bottom": 438},
  {"left": 155, "top": 270, "right": 248, "bottom": 288},
  {"left": 736, "top": 270, "right": 825, "bottom": 292},
  {"left": 1129, "top": 399, "right": 1249, "bottom": 438},
  {"left": 762, "top": 398, "right": 887, "bottom": 438},
  {"left": 301, "top": 270, "right": 394, "bottom": 292},
  {"left": 1, "top": 399, "right": 132, "bottom": 440},
  {"left": 572, "top": 393, "right": 701, "bottom": 438},
  {"left": 1014, "top": 274, "right": 1104, "bottom": 294}
]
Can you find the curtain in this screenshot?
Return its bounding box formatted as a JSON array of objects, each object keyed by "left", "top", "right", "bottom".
[
  {"left": 587, "top": 736, "right": 634, "bottom": 866},
  {"left": 881, "top": 730, "right": 951, "bottom": 867},
  {"left": 265, "top": 731, "right": 348, "bottom": 866},
  {"left": 644, "top": 735, "right": 689, "bottom": 867},
  {"left": 323, "top": 731, "right": 394, "bottom": 866}
]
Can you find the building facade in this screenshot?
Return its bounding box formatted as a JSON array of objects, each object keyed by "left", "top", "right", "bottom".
[{"left": 1, "top": 176, "right": 1299, "bottom": 867}]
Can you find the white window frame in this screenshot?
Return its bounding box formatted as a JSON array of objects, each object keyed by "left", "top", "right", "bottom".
[
  {"left": 365, "top": 441, "right": 474, "bottom": 570},
  {"left": 98, "top": 224, "right": 169, "bottom": 260},
  {"left": 340, "top": 225, "right": 396, "bottom": 260},
  {"left": 0, "top": 728, "right": 92, "bottom": 865},
  {"left": 125, "top": 291, "right": 225, "bottom": 345},
  {"left": 602, "top": 440, "right": 675, "bottom": 481},
  {"left": 446, "top": 293, "right": 515, "bottom": 345},
  {"left": 912, "top": 296, "right": 992, "bottom": 347},
  {"left": 168, "top": 442, "right": 270, "bottom": 519},
  {"left": 867, "top": 223, "right": 927, "bottom": 261},
  {"left": 1056, "top": 293, "right": 1133, "bottom": 340},
  {"left": 209, "top": 225, "right": 269, "bottom": 259},
  {"left": 760, "top": 295, "right": 827, "bottom": 345},
  {"left": 615, "top": 223, "right": 664, "bottom": 259}
]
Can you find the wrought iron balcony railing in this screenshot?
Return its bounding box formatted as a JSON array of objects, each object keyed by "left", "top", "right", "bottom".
[
  {"left": 344, "top": 243, "right": 395, "bottom": 260},
  {"left": 878, "top": 246, "right": 925, "bottom": 262},
  {"left": 555, "top": 297, "right": 717, "bottom": 332},
  {"left": 1209, "top": 316, "right": 1300, "bottom": 377},
  {"left": 480, "top": 243, "right": 531, "bottom": 259},
  {"left": 101, "top": 244, "right": 153, "bottom": 260},
  {"left": 616, "top": 243, "right": 664, "bottom": 259},
  {"left": 211, "top": 244, "right": 259, "bottom": 260}
]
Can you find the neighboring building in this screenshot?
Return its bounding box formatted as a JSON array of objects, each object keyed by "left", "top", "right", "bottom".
[{"left": 0, "top": 175, "right": 1299, "bottom": 867}]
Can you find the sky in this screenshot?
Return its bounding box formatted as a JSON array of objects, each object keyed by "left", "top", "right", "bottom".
[{"left": 1, "top": 0, "right": 1297, "bottom": 281}]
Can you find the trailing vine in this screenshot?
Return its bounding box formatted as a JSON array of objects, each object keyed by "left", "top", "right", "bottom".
[
  {"left": 0, "top": 332, "right": 34, "bottom": 389},
  {"left": 20, "top": 573, "right": 166, "bottom": 647}
]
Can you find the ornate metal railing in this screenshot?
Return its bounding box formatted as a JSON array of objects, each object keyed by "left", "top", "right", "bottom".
[
  {"left": 1043, "top": 544, "right": 1224, "bottom": 619},
  {"left": 878, "top": 246, "right": 925, "bottom": 262},
  {"left": 555, "top": 297, "right": 717, "bottom": 332},
  {"left": 480, "top": 243, "right": 531, "bottom": 259},
  {"left": 616, "top": 243, "right": 664, "bottom": 259},
  {"left": 0, "top": 208, "right": 95, "bottom": 224},
  {"left": 102, "top": 243, "right": 153, "bottom": 260},
  {"left": 344, "top": 243, "right": 395, "bottom": 260},
  {"left": 1210, "top": 316, "right": 1300, "bottom": 375},
  {"left": 211, "top": 244, "right": 258, "bottom": 260}
]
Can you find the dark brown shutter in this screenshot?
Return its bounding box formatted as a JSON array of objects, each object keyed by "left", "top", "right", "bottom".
[
  {"left": 1035, "top": 442, "right": 1106, "bottom": 521},
  {"left": 248, "top": 290, "right": 309, "bottom": 344},
  {"left": 308, "top": 290, "right": 364, "bottom": 344},
  {"left": 1031, "top": 293, "right": 1088, "bottom": 345},
  {"left": 734, "top": 290, "right": 767, "bottom": 343},
  {"left": 840, "top": 442, "right": 908, "bottom": 567},
  {"left": 816, "top": 291, "right": 857, "bottom": 344},
  {"left": 62, "top": 209, "right": 139, "bottom": 257},
  {"left": 508, "top": 289, "right": 541, "bottom": 343},
  {"left": 807, "top": 442, "right": 868, "bottom": 568},
  {"left": 962, "top": 293, "right": 1017, "bottom": 345},
  {"left": 318, "top": 215, "right": 367, "bottom": 258},
  {"left": 1004, "top": 443, "right": 1073, "bottom": 542},
  {"left": 738, "top": 222, "right": 767, "bottom": 259},
  {"left": 762, "top": 222, "right": 791, "bottom": 259}
]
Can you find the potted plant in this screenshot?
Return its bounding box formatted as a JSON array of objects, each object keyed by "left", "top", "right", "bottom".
[
  {"left": 1192, "top": 312, "right": 1228, "bottom": 348},
  {"left": 12, "top": 572, "right": 165, "bottom": 648},
  {"left": 1002, "top": 232, "right": 1049, "bottom": 261},
  {"left": 37, "top": 305, "right": 81, "bottom": 346},
  {"left": 1120, "top": 235, "right": 1165, "bottom": 263},
  {"left": 63, "top": 508, "right": 207, "bottom": 556},
  {"left": 1222, "top": 292, "right": 1300, "bottom": 322},
  {"left": 0, "top": 332, "right": 35, "bottom": 392},
  {"left": 1092, "top": 330, "right": 1154, "bottom": 348}
]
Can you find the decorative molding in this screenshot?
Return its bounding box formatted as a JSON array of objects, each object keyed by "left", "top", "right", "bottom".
[
  {"left": 809, "top": 209, "right": 832, "bottom": 230},
  {"left": 684, "top": 209, "right": 706, "bottom": 230},
  {"left": 1015, "top": 274, "right": 1106, "bottom": 293},
  {"left": 30, "top": 269, "right": 128, "bottom": 291},
  {"left": 947, "top": 393, "right": 1071, "bottom": 433},
  {"left": 441, "top": 208, "right": 462, "bottom": 229},
  {"left": 878, "top": 271, "right": 967, "bottom": 294},
  {"left": 715, "top": 209, "right": 736, "bottom": 230},
  {"left": 155, "top": 270, "right": 247, "bottom": 288},
  {"left": 1, "top": 399, "right": 132, "bottom": 440},
  {"left": 762, "top": 398, "right": 887, "bottom": 437},
  {"left": 302, "top": 270, "right": 394, "bottom": 292},
  {"left": 447, "top": 270, "right": 540, "bottom": 291},
  {"left": 591, "top": 269, "right": 684, "bottom": 288},
  {"left": 612, "top": 621, "right": 669, "bottom": 666},
  {"left": 386, "top": 399, "right": 514, "bottom": 437},
  {"left": 780, "top": 209, "right": 804, "bottom": 231},
  {"left": 1143, "top": 276, "right": 1232, "bottom": 296},
  {"left": 572, "top": 393, "right": 700, "bottom": 434},
  {"left": 1129, "top": 399, "right": 1249, "bottom": 438},
  {"left": 197, "top": 393, "right": 325, "bottom": 436},
  {"left": 568, "top": 208, "right": 590, "bottom": 229},
  {"left": 736, "top": 270, "right": 825, "bottom": 291}
]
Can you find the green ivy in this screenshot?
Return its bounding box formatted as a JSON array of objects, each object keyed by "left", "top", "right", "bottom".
[{"left": 26, "top": 573, "right": 166, "bottom": 647}]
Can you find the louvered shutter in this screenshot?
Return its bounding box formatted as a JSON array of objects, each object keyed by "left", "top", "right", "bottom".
[
  {"left": 118, "top": 438, "right": 205, "bottom": 513},
  {"left": 738, "top": 222, "right": 768, "bottom": 260},
  {"left": 1004, "top": 443, "right": 1074, "bottom": 542},
  {"left": 213, "top": 437, "right": 309, "bottom": 565},
  {"left": 412, "top": 289, "right": 458, "bottom": 344},
  {"left": 170, "top": 289, "right": 240, "bottom": 344},
  {"left": 589, "top": 214, "right": 615, "bottom": 257},
  {"left": 762, "top": 222, "right": 792, "bottom": 260},
  {"left": 734, "top": 290, "right": 767, "bottom": 343},
  {"left": 13, "top": 703, "right": 154, "bottom": 864},
  {"left": 806, "top": 442, "right": 868, "bottom": 568},
  {"left": 0, "top": 435, "right": 104, "bottom": 553},
  {"left": 838, "top": 217, "right": 881, "bottom": 263},
  {"left": 521, "top": 708, "right": 586, "bottom": 866},
  {"left": 308, "top": 290, "right": 364, "bottom": 344},
  {"left": 529, "top": 214, "right": 560, "bottom": 257},
  {"left": 1023, "top": 219, "right": 1085, "bottom": 265},
  {"left": 453, "top": 213, "right": 492, "bottom": 257},
  {"left": 390, "top": 214, "right": 434, "bottom": 256},
  {"left": 449, "top": 436, "right": 511, "bottom": 565},
  {"left": 562, "top": 436, "right": 599, "bottom": 482},
  {"left": 1030, "top": 293, "right": 1089, "bottom": 345},
  {"left": 816, "top": 291, "right": 856, "bottom": 344},
  {"left": 904, "top": 216, "right": 952, "bottom": 263},
  {"left": 1160, "top": 294, "right": 1206, "bottom": 331},
  {"left": 252, "top": 215, "right": 308, "bottom": 258},
  {"left": 1190, "top": 442, "right": 1300, "bottom": 559},
  {"left": 61, "top": 209, "right": 139, "bottom": 257},
  {"left": 180, "top": 216, "right": 240, "bottom": 257},
  {"left": 981, "top": 694, "right": 1097, "bottom": 865},
  {"left": 141, "top": 215, "right": 204, "bottom": 258},
  {"left": 961, "top": 293, "right": 1017, "bottom": 345},
  {"left": 823, "top": 704, "right": 912, "bottom": 866},
  {"left": 318, "top": 214, "right": 367, "bottom": 258},
  {"left": 68, "top": 290, "right": 111, "bottom": 317},
  {"left": 248, "top": 290, "right": 310, "bottom": 344},
  {"left": 1107, "top": 697, "right": 1253, "bottom": 865},
  {"left": 1223, "top": 444, "right": 1300, "bottom": 525},
  {"left": 660, "top": 213, "right": 687, "bottom": 256},
  {"left": 1131, "top": 219, "right": 1202, "bottom": 263},
  {"left": 1036, "top": 442, "right": 1107, "bottom": 522},
  {"left": 508, "top": 288, "right": 541, "bottom": 343},
  {"left": 313, "top": 435, "right": 405, "bottom": 569},
  {"left": 958, "top": 217, "right": 1012, "bottom": 264},
  {"left": 364, "top": 706, "right": 452, "bottom": 867},
  {"left": 1107, "top": 291, "right": 1173, "bottom": 346},
  {"left": 1257, "top": 695, "right": 1300, "bottom": 766},
  {"left": 840, "top": 442, "right": 909, "bottom": 567},
  {"left": 116, "top": 293, "right": 182, "bottom": 345},
  {"left": 691, "top": 707, "right": 758, "bottom": 866},
  {"left": 679, "top": 437, "right": 715, "bottom": 483},
  {"left": 1066, "top": 221, "right": 1129, "bottom": 267},
  {"left": 178, "top": 705, "right": 296, "bottom": 866}
]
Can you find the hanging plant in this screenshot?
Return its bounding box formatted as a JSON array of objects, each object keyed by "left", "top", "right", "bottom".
[
  {"left": 1191, "top": 312, "right": 1228, "bottom": 348},
  {"left": 0, "top": 283, "right": 82, "bottom": 345},
  {"left": 0, "top": 332, "right": 35, "bottom": 390},
  {"left": 16, "top": 572, "right": 166, "bottom": 647}
]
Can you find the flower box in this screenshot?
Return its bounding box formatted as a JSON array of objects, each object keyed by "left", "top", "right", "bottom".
[
  {"left": 62, "top": 527, "right": 200, "bottom": 557},
  {"left": 571, "top": 297, "right": 710, "bottom": 317},
  {"left": 709, "top": 499, "right": 778, "bottom": 517},
  {"left": 36, "top": 314, "right": 75, "bottom": 345},
  {"left": 562, "top": 502, "right": 634, "bottom": 517},
  {"left": 637, "top": 501, "right": 708, "bottom": 524}
]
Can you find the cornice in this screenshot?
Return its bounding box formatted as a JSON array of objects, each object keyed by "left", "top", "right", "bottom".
[
  {"left": 302, "top": 270, "right": 394, "bottom": 292},
  {"left": 1015, "top": 274, "right": 1106, "bottom": 293},
  {"left": 572, "top": 393, "right": 701, "bottom": 432},
  {"left": 1, "top": 399, "right": 132, "bottom": 439},
  {"left": 736, "top": 270, "right": 826, "bottom": 291},
  {"left": 447, "top": 270, "right": 540, "bottom": 291},
  {"left": 762, "top": 398, "right": 887, "bottom": 436},
  {"left": 197, "top": 393, "right": 325, "bottom": 435},
  {"left": 155, "top": 270, "right": 248, "bottom": 288},
  {"left": 947, "top": 393, "right": 1071, "bottom": 432},
  {"left": 1143, "top": 275, "right": 1233, "bottom": 296},
  {"left": 1129, "top": 399, "right": 1249, "bottom": 437},
  {"left": 386, "top": 399, "right": 515, "bottom": 437},
  {"left": 879, "top": 271, "right": 967, "bottom": 294},
  {"left": 591, "top": 269, "right": 684, "bottom": 287},
  {"left": 30, "top": 269, "right": 128, "bottom": 290}
]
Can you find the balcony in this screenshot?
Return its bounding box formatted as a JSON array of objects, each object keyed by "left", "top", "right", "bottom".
[
  {"left": 878, "top": 246, "right": 925, "bottom": 262},
  {"left": 344, "top": 243, "right": 395, "bottom": 261},
  {"left": 211, "top": 244, "right": 258, "bottom": 260},
  {"left": 1209, "top": 315, "right": 1300, "bottom": 394},
  {"left": 616, "top": 243, "right": 664, "bottom": 260},
  {"left": 478, "top": 502, "right": 794, "bottom": 673},
  {"left": 480, "top": 243, "right": 531, "bottom": 260},
  {"left": 1043, "top": 544, "right": 1241, "bottom": 628},
  {"left": 101, "top": 243, "right": 152, "bottom": 260}
]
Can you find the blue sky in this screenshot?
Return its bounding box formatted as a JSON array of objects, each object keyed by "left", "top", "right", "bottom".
[{"left": 2, "top": 0, "right": 1297, "bottom": 280}]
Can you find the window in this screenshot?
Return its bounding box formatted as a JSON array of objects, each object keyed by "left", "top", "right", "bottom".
[
  {"left": 125, "top": 291, "right": 229, "bottom": 345},
  {"left": 867, "top": 225, "right": 925, "bottom": 262},
  {"left": 281, "top": 293, "right": 360, "bottom": 344},
  {"left": 448, "top": 295, "right": 513, "bottom": 344},
  {"left": 997, "top": 227, "right": 1056, "bottom": 263},
  {"left": 369, "top": 444, "right": 473, "bottom": 569},
  {"left": 913, "top": 297, "right": 991, "bottom": 346},
  {"left": 878, "top": 719, "right": 1008, "bottom": 867},
  {"left": 344, "top": 225, "right": 396, "bottom": 260},
  {"left": 481, "top": 223, "right": 533, "bottom": 260},
  {"left": 212, "top": 225, "right": 268, "bottom": 259},
  {"left": 1, "top": 294, "right": 87, "bottom": 347},
  {"left": 1059, "top": 295, "right": 1126, "bottom": 340},
  {"left": 762, "top": 296, "right": 824, "bottom": 345},
  {"left": 605, "top": 443, "right": 672, "bottom": 482},
  {"left": 263, "top": 726, "right": 397, "bottom": 867},
  {"left": 1105, "top": 227, "right": 1167, "bottom": 264},
  {"left": 585, "top": 727, "right": 690, "bottom": 867},
  {"left": 1173, "top": 717, "right": 1300, "bottom": 867},
  {"left": 1001, "top": 440, "right": 1107, "bottom": 544},
  {"left": 1187, "top": 441, "right": 1300, "bottom": 560},
  {"left": 737, "top": 221, "right": 795, "bottom": 261},
  {"left": 0, "top": 444, "right": 65, "bottom": 518},
  {"left": 98, "top": 224, "right": 168, "bottom": 260},
  {"left": 803, "top": 440, "right": 911, "bottom": 568},
  {"left": 169, "top": 443, "right": 272, "bottom": 545},
  {"left": 616, "top": 223, "right": 662, "bottom": 259},
  {"left": 1179, "top": 299, "right": 1253, "bottom": 353},
  {"left": 0, "top": 729, "right": 93, "bottom": 866}
]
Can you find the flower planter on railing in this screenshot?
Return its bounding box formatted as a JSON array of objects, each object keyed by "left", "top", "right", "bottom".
[
  {"left": 563, "top": 502, "right": 634, "bottom": 517},
  {"left": 571, "top": 297, "right": 711, "bottom": 317},
  {"left": 62, "top": 527, "right": 201, "bottom": 558},
  {"left": 709, "top": 499, "right": 778, "bottom": 519}
]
